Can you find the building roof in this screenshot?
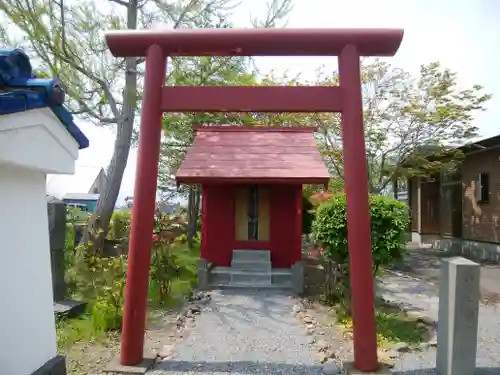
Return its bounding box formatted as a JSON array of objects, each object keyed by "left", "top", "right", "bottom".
[
  {"left": 46, "top": 166, "right": 104, "bottom": 199},
  {"left": 0, "top": 48, "right": 89, "bottom": 149},
  {"left": 63, "top": 193, "right": 100, "bottom": 201},
  {"left": 401, "top": 134, "right": 500, "bottom": 168},
  {"left": 460, "top": 134, "right": 500, "bottom": 153},
  {"left": 175, "top": 126, "right": 329, "bottom": 184}
]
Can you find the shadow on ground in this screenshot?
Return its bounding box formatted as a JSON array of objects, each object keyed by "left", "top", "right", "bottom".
[
  {"left": 394, "top": 367, "right": 500, "bottom": 375},
  {"left": 376, "top": 274, "right": 440, "bottom": 322},
  {"left": 390, "top": 247, "right": 451, "bottom": 283},
  {"left": 155, "top": 360, "right": 324, "bottom": 373},
  {"left": 206, "top": 288, "right": 299, "bottom": 327}
]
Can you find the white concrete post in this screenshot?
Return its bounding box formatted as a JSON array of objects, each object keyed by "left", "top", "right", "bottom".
[{"left": 436, "top": 257, "right": 480, "bottom": 375}]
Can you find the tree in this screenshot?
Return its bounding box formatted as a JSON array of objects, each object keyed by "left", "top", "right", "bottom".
[
  {"left": 307, "top": 60, "right": 491, "bottom": 194},
  {"left": 187, "top": 61, "right": 490, "bottom": 196},
  {"left": 0, "top": 0, "right": 293, "bottom": 248},
  {"left": 159, "top": 60, "right": 256, "bottom": 199}
]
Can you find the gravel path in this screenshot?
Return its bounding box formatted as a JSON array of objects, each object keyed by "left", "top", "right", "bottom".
[
  {"left": 379, "top": 271, "right": 500, "bottom": 375},
  {"left": 391, "top": 246, "right": 500, "bottom": 300},
  {"left": 149, "top": 289, "right": 326, "bottom": 375}
]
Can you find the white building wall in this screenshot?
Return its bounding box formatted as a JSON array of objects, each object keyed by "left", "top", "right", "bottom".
[{"left": 0, "top": 164, "right": 58, "bottom": 375}]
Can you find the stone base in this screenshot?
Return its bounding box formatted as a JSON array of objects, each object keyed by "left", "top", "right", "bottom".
[
  {"left": 342, "top": 362, "right": 392, "bottom": 375},
  {"left": 104, "top": 357, "right": 155, "bottom": 374},
  {"left": 198, "top": 258, "right": 213, "bottom": 290},
  {"left": 415, "top": 234, "right": 500, "bottom": 263},
  {"left": 291, "top": 261, "right": 304, "bottom": 294},
  {"left": 31, "top": 355, "right": 66, "bottom": 375}
]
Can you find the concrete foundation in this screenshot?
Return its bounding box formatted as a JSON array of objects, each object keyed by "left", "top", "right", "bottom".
[
  {"left": 291, "top": 261, "right": 304, "bottom": 294},
  {"left": 104, "top": 357, "right": 155, "bottom": 374},
  {"left": 411, "top": 232, "right": 500, "bottom": 263},
  {"left": 342, "top": 362, "right": 392, "bottom": 375},
  {"left": 436, "top": 257, "right": 480, "bottom": 375},
  {"left": 197, "top": 258, "right": 211, "bottom": 290}
]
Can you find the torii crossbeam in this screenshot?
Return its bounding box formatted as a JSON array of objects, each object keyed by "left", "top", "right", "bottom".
[{"left": 105, "top": 27, "right": 404, "bottom": 372}]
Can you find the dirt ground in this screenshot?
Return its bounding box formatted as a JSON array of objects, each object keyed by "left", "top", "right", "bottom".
[{"left": 61, "top": 307, "right": 189, "bottom": 375}]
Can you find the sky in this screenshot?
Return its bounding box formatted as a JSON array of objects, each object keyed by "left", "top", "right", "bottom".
[{"left": 73, "top": 0, "right": 500, "bottom": 202}]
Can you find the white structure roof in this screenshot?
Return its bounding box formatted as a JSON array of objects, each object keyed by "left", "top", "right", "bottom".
[
  {"left": 63, "top": 193, "right": 100, "bottom": 200},
  {"left": 46, "top": 165, "right": 103, "bottom": 199}
]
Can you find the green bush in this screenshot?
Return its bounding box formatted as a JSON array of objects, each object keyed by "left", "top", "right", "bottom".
[
  {"left": 109, "top": 211, "right": 132, "bottom": 240},
  {"left": 311, "top": 194, "right": 409, "bottom": 309}
]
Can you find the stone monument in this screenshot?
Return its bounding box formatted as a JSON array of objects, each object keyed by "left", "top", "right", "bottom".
[{"left": 436, "top": 256, "right": 480, "bottom": 375}]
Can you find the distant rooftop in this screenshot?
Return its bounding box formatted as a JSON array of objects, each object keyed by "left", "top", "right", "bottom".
[
  {"left": 63, "top": 193, "right": 100, "bottom": 201},
  {"left": 46, "top": 165, "right": 104, "bottom": 199}
]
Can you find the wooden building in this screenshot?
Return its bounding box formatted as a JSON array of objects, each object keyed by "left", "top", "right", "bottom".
[{"left": 406, "top": 135, "right": 500, "bottom": 262}]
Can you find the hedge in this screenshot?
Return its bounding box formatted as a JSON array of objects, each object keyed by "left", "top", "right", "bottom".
[
  {"left": 312, "top": 194, "right": 409, "bottom": 273},
  {"left": 311, "top": 194, "right": 409, "bottom": 307}
]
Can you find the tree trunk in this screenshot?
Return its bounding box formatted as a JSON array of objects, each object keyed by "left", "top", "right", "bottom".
[
  {"left": 187, "top": 185, "right": 201, "bottom": 248},
  {"left": 87, "top": 0, "right": 138, "bottom": 249},
  {"left": 192, "top": 185, "right": 201, "bottom": 233}
]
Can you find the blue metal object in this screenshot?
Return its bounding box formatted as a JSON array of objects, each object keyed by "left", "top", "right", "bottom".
[{"left": 0, "top": 48, "right": 89, "bottom": 149}]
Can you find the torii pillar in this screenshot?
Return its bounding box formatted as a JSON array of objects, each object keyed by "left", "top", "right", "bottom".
[{"left": 105, "top": 28, "right": 403, "bottom": 372}]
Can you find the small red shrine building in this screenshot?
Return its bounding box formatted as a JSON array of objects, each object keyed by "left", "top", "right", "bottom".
[{"left": 175, "top": 125, "right": 329, "bottom": 269}]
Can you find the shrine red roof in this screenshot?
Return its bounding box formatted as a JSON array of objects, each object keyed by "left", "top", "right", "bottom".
[{"left": 175, "top": 126, "right": 329, "bottom": 184}]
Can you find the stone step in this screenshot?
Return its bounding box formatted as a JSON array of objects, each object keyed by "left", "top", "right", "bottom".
[
  {"left": 209, "top": 282, "right": 293, "bottom": 290},
  {"left": 231, "top": 259, "right": 272, "bottom": 273},
  {"left": 207, "top": 267, "right": 293, "bottom": 290},
  {"left": 271, "top": 269, "right": 293, "bottom": 286},
  {"left": 230, "top": 270, "right": 272, "bottom": 285},
  {"left": 232, "top": 249, "right": 271, "bottom": 262},
  {"left": 208, "top": 267, "right": 231, "bottom": 285}
]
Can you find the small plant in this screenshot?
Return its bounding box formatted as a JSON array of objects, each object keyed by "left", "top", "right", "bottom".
[
  {"left": 108, "top": 211, "right": 131, "bottom": 240},
  {"left": 90, "top": 297, "right": 123, "bottom": 332},
  {"left": 59, "top": 204, "right": 200, "bottom": 348},
  {"left": 149, "top": 242, "right": 200, "bottom": 307}
]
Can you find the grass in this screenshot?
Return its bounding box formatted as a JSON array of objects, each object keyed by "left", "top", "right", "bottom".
[
  {"left": 56, "top": 316, "right": 110, "bottom": 350},
  {"left": 336, "top": 299, "right": 429, "bottom": 348},
  {"left": 374, "top": 306, "right": 428, "bottom": 347}
]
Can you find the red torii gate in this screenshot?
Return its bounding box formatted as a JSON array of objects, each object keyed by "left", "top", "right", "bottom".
[{"left": 105, "top": 28, "right": 404, "bottom": 372}]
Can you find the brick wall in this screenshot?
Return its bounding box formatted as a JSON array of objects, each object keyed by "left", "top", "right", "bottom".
[
  {"left": 461, "top": 148, "right": 500, "bottom": 243},
  {"left": 407, "top": 147, "right": 500, "bottom": 244}
]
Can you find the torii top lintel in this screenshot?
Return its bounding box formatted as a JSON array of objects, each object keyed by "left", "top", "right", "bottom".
[{"left": 105, "top": 28, "right": 404, "bottom": 57}]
